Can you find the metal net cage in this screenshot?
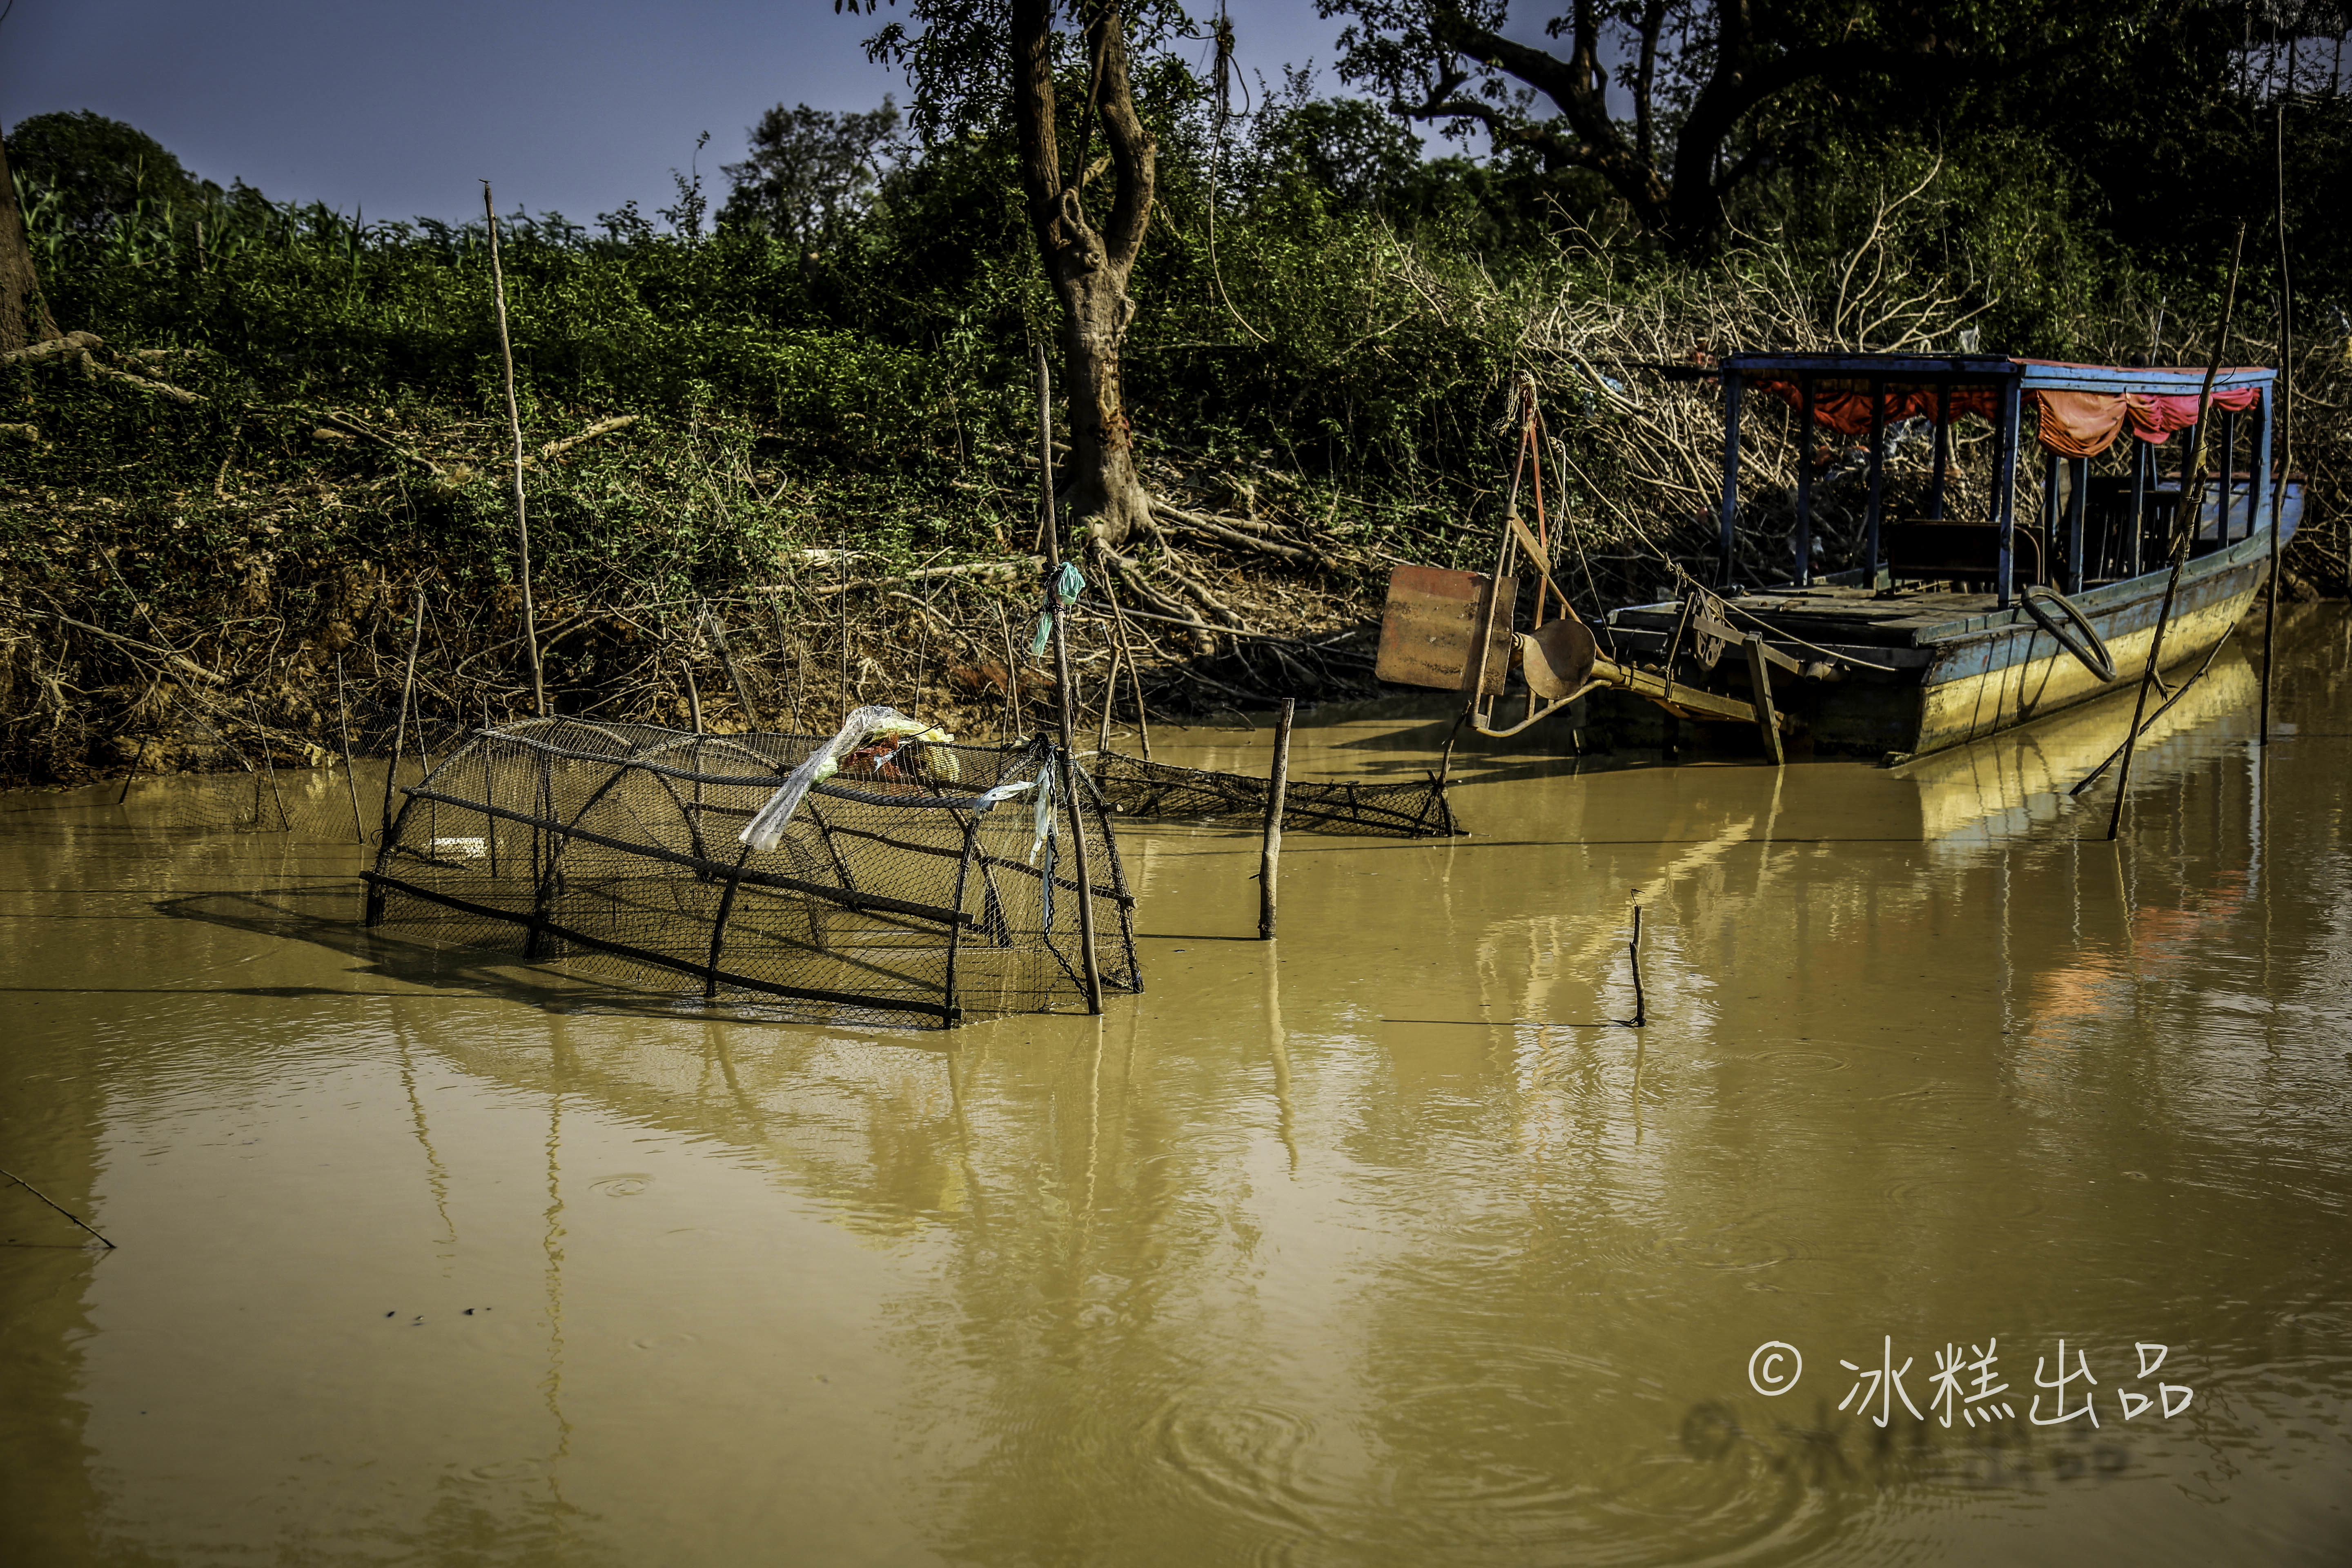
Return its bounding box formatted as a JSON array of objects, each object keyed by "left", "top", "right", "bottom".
[
  {"left": 364, "top": 718, "right": 1140, "bottom": 1028},
  {"left": 1088, "top": 749, "right": 1460, "bottom": 838}
]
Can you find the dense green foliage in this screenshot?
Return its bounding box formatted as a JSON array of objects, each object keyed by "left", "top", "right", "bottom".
[
  {"left": 0, "top": 27, "right": 2345, "bottom": 780},
  {"left": 18, "top": 82, "right": 2283, "bottom": 518}
]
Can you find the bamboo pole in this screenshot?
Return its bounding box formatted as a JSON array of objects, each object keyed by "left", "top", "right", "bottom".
[
  {"left": 381, "top": 586, "right": 426, "bottom": 839},
  {"left": 2108, "top": 225, "right": 2244, "bottom": 842},
  {"left": 335, "top": 653, "right": 366, "bottom": 842},
  {"left": 2263, "top": 105, "right": 2292, "bottom": 746},
  {"left": 1259, "top": 698, "right": 1294, "bottom": 940},
  {"left": 481, "top": 183, "right": 545, "bottom": 719},
  {"left": 1036, "top": 345, "right": 1103, "bottom": 1014}
]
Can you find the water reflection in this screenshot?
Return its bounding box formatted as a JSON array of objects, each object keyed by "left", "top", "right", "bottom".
[{"left": 0, "top": 611, "right": 2347, "bottom": 1564}]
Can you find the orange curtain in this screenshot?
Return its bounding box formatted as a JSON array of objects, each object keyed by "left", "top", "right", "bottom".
[
  {"left": 1752, "top": 376, "right": 2263, "bottom": 455},
  {"left": 2031, "top": 391, "right": 2132, "bottom": 458},
  {"left": 2026, "top": 387, "right": 2261, "bottom": 457},
  {"left": 1752, "top": 380, "right": 1999, "bottom": 435}
]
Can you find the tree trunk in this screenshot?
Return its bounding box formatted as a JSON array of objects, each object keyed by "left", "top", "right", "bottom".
[
  {"left": 1055, "top": 250, "right": 1153, "bottom": 546},
  {"left": 1010, "top": 0, "right": 1156, "bottom": 549},
  {"left": 0, "top": 121, "right": 60, "bottom": 353}
]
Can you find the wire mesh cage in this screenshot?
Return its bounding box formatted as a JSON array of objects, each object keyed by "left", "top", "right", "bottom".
[
  {"left": 364, "top": 718, "right": 1140, "bottom": 1029},
  {"left": 1088, "top": 748, "right": 1460, "bottom": 838}
]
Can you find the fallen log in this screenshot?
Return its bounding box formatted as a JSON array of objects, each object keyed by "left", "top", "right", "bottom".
[
  {"left": 533, "top": 414, "right": 640, "bottom": 464},
  {"left": 0, "top": 331, "right": 101, "bottom": 366},
  {"left": 5, "top": 332, "right": 203, "bottom": 402}
]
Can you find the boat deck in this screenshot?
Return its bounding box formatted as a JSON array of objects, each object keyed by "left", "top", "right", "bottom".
[{"left": 1604, "top": 583, "right": 2012, "bottom": 670}]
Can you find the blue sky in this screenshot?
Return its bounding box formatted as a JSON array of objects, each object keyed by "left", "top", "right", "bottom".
[{"left": 0, "top": 0, "right": 1363, "bottom": 225}]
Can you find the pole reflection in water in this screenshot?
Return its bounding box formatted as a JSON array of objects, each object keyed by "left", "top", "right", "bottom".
[
  {"left": 1265, "top": 942, "right": 1298, "bottom": 1174},
  {"left": 1, "top": 611, "right": 2348, "bottom": 1566}
]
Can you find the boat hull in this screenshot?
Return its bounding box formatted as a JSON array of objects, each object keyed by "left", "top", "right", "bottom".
[
  {"left": 1585, "top": 525, "right": 2283, "bottom": 759},
  {"left": 1898, "top": 536, "right": 2268, "bottom": 755}
]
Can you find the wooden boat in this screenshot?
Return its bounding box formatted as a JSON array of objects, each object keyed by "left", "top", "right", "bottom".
[{"left": 1377, "top": 353, "right": 2303, "bottom": 760}]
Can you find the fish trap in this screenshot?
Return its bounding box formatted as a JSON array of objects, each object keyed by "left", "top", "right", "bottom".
[
  {"left": 1089, "top": 748, "right": 1460, "bottom": 837},
  {"left": 364, "top": 717, "right": 1140, "bottom": 1028}
]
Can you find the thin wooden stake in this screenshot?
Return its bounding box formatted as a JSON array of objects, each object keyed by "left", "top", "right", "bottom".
[
  {"left": 1744, "top": 635, "right": 1785, "bottom": 766},
  {"left": 1259, "top": 697, "right": 1295, "bottom": 940},
  {"left": 682, "top": 657, "right": 706, "bottom": 837},
  {"left": 115, "top": 716, "right": 143, "bottom": 805},
  {"left": 1097, "top": 636, "right": 1123, "bottom": 753},
  {"left": 2070, "top": 626, "right": 2237, "bottom": 797},
  {"left": 1436, "top": 711, "right": 1466, "bottom": 795},
  {"left": 482, "top": 183, "right": 545, "bottom": 719},
  {"left": 0, "top": 1164, "right": 114, "bottom": 1248},
  {"left": 704, "top": 601, "right": 760, "bottom": 729},
  {"left": 1627, "top": 902, "right": 1646, "bottom": 1028},
  {"left": 996, "top": 601, "right": 1020, "bottom": 745},
  {"left": 2263, "top": 104, "right": 2293, "bottom": 746},
  {"left": 335, "top": 652, "right": 366, "bottom": 842},
  {"left": 1036, "top": 344, "right": 1104, "bottom": 1013},
  {"left": 246, "top": 694, "right": 288, "bottom": 831},
  {"left": 381, "top": 586, "right": 426, "bottom": 839},
  {"left": 766, "top": 597, "right": 802, "bottom": 732},
  {"left": 1105, "top": 588, "right": 1152, "bottom": 759},
  {"left": 2110, "top": 225, "right": 2245, "bottom": 842}
]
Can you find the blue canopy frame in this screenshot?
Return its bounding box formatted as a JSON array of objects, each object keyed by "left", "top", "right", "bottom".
[{"left": 1712, "top": 353, "right": 2278, "bottom": 609}]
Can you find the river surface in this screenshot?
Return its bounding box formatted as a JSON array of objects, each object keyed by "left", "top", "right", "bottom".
[{"left": 4, "top": 611, "right": 2350, "bottom": 1566}]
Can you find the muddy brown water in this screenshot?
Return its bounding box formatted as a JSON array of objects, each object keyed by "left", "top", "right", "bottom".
[{"left": 4, "top": 611, "right": 2350, "bottom": 1566}]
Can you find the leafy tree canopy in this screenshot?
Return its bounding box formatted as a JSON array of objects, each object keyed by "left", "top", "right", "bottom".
[
  {"left": 719, "top": 98, "right": 909, "bottom": 247},
  {"left": 1316, "top": 0, "right": 2151, "bottom": 252},
  {"left": 6, "top": 110, "right": 236, "bottom": 233}
]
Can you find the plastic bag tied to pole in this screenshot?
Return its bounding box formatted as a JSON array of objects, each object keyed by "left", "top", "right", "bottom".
[
  {"left": 1030, "top": 562, "right": 1085, "bottom": 657},
  {"left": 738, "top": 705, "right": 943, "bottom": 853},
  {"left": 1029, "top": 758, "right": 1056, "bottom": 863},
  {"left": 1031, "top": 762, "right": 1060, "bottom": 927}
]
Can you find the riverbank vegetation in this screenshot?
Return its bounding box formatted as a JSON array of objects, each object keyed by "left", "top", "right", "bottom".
[{"left": 2, "top": 3, "right": 2348, "bottom": 784}]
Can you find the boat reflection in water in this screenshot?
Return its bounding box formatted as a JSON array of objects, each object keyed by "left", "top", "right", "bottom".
[{"left": 1902, "top": 635, "right": 2260, "bottom": 846}]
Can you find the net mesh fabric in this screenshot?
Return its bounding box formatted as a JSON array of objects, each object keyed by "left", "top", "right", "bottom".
[
  {"left": 100, "top": 688, "right": 400, "bottom": 839},
  {"left": 366, "top": 719, "right": 1140, "bottom": 1029},
  {"left": 1088, "top": 749, "right": 1459, "bottom": 838},
  {"left": 111, "top": 697, "right": 298, "bottom": 833}
]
